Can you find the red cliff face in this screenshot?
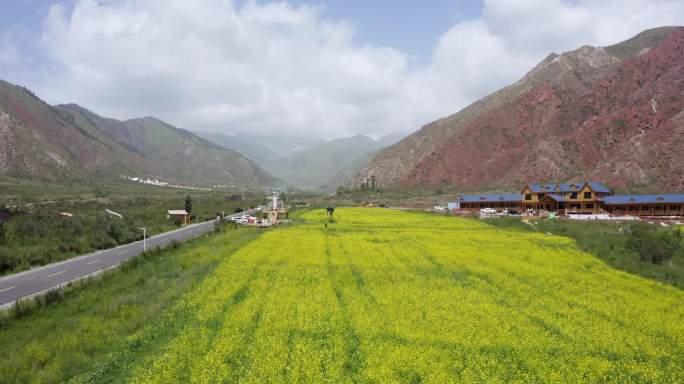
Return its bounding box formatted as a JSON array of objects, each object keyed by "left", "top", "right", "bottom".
[{"left": 362, "top": 27, "right": 684, "bottom": 192}]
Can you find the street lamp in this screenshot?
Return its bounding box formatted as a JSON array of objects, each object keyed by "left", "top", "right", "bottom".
[
  {"left": 139, "top": 227, "right": 146, "bottom": 252},
  {"left": 105, "top": 209, "right": 124, "bottom": 219}
]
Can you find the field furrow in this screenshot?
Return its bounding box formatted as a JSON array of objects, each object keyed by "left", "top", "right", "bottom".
[{"left": 119, "top": 208, "right": 683, "bottom": 383}]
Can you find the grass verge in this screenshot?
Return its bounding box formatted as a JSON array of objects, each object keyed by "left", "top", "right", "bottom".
[{"left": 0, "top": 225, "right": 261, "bottom": 383}]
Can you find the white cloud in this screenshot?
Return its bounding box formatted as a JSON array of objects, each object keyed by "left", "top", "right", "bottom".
[
  {"left": 28, "top": 0, "right": 684, "bottom": 139},
  {"left": 0, "top": 33, "right": 20, "bottom": 65}
]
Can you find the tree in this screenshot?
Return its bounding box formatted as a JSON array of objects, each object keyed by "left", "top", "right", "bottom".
[
  {"left": 0, "top": 220, "right": 5, "bottom": 244},
  {"left": 184, "top": 195, "right": 193, "bottom": 214}
]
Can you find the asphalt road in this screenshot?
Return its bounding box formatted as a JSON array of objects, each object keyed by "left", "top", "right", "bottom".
[{"left": 0, "top": 212, "right": 251, "bottom": 308}]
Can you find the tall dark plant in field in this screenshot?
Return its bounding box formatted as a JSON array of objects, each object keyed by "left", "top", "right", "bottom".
[{"left": 185, "top": 195, "right": 193, "bottom": 214}]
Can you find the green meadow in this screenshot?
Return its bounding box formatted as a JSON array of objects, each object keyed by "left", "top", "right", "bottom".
[
  {"left": 0, "top": 192, "right": 262, "bottom": 275},
  {"left": 1, "top": 208, "right": 682, "bottom": 383}
]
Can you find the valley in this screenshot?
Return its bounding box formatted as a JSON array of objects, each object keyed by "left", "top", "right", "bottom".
[
  {"left": 198, "top": 132, "right": 401, "bottom": 191},
  {"left": 1, "top": 3, "right": 683, "bottom": 382}
]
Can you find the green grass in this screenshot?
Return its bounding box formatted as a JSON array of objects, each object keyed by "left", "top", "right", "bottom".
[
  {"left": 9, "top": 208, "right": 674, "bottom": 383},
  {"left": 0, "top": 225, "right": 261, "bottom": 383},
  {"left": 484, "top": 217, "right": 684, "bottom": 288},
  {"left": 0, "top": 175, "right": 196, "bottom": 203},
  {"left": 0, "top": 193, "right": 264, "bottom": 275}
]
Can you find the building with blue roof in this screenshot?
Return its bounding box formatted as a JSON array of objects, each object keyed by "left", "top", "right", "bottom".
[
  {"left": 521, "top": 181, "right": 612, "bottom": 214},
  {"left": 604, "top": 194, "right": 684, "bottom": 216},
  {"left": 451, "top": 181, "right": 684, "bottom": 217},
  {"left": 457, "top": 194, "right": 523, "bottom": 212}
]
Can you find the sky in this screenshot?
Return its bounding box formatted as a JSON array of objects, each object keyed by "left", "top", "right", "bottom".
[{"left": 1, "top": 0, "right": 683, "bottom": 140}]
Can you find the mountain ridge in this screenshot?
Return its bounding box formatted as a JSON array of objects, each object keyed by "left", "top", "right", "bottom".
[
  {"left": 199, "top": 131, "right": 404, "bottom": 190},
  {"left": 357, "top": 26, "right": 684, "bottom": 192},
  {"left": 0, "top": 80, "right": 277, "bottom": 187}
]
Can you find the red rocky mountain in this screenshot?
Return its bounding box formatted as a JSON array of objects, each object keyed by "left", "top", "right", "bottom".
[{"left": 358, "top": 27, "right": 684, "bottom": 192}]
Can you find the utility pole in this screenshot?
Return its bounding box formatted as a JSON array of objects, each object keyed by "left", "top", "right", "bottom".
[{"left": 139, "top": 227, "right": 146, "bottom": 252}]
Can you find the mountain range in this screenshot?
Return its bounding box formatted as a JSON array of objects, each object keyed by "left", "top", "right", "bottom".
[
  {"left": 357, "top": 26, "right": 684, "bottom": 192},
  {"left": 4, "top": 26, "right": 681, "bottom": 194},
  {"left": 0, "top": 80, "right": 276, "bottom": 187},
  {"left": 198, "top": 131, "right": 402, "bottom": 190}
]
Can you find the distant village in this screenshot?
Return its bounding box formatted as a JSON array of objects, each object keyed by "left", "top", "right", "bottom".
[
  {"left": 119, "top": 175, "right": 289, "bottom": 194},
  {"left": 120, "top": 175, "right": 214, "bottom": 191}
]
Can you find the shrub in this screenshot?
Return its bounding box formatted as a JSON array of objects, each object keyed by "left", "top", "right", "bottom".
[
  {"left": 627, "top": 225, "right": 681, "bottom": 264},
  {"left": 41, "top": 289, "right": 64, "bottom": 307},
  {"left": 0, "top": 248, "right": 19, "bottom": 274}
]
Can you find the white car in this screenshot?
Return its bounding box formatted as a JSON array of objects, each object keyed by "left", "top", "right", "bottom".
[{"left": 480, "top": 208, "right": 497, "bottom": 215}]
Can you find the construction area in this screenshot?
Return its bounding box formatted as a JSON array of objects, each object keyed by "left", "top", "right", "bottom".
[{"left": 231, "top": 194, "right": 288, "bottom": 227}]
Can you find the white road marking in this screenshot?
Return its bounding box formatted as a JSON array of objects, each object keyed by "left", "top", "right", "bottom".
[
  {"left": 117, "top": 250, "right": 128, "bottom": 255},
  {"left": 87, "top": 259, "right": 101, "bottom": 265},
  {"left": 0, "top": 285, "right": 16, "bottom": 293},
  {"left": 45, "top": 270, "right": 66, "bottom": 278}
]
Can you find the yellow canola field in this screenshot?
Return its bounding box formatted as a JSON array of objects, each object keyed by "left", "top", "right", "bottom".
[{"left": 127, "top": 208, "right": 683, "bottom": 383}]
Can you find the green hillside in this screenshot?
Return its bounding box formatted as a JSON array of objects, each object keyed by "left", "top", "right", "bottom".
[
  {"left": 2, "top": 209, "right": 682, "bottom": 382},
  {"left": 265, "top": 135, "right": 379, "bottom": 190},
  {"left": 58, "top": 105, "right": 278, "bottom": 186},
  {"left": 0, "top": 79, "right": 277, "bottom": 187}
]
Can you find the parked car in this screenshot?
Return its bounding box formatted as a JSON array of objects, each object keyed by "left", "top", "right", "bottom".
[
  {"left": 480, "top": 208, "right": 497, "bottom": 215},
  {"left": 503, "top": 209, "right": 520, "bottom": 216}
]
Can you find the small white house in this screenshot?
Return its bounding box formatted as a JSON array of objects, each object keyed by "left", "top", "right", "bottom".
[{"left": 167, "top": 210, "right": 190, "bottom": 225}]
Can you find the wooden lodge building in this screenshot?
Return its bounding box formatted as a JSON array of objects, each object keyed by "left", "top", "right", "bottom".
[
  {"left": 521, "top": 182, "right": 612, "bottom": 214},
  {"left": 604, "top": 195, "right": 684, "bottom": 217},
  {"left": 456, "top": 181, "right": 684, "bottom": 217},
  {"left": 458, "top": 194, "right": 522, "bottom": 212}
]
